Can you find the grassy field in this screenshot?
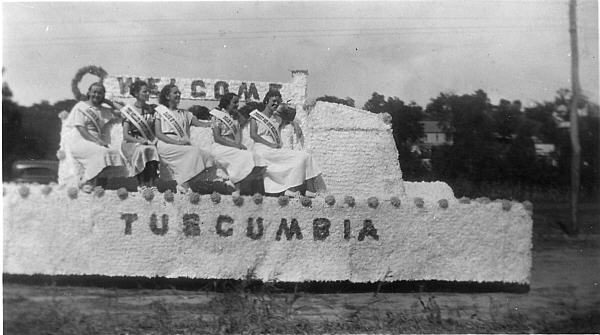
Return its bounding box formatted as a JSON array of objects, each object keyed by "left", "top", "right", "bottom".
[{"left": 3, "top": 202, "right": 599, "bottom": 334}]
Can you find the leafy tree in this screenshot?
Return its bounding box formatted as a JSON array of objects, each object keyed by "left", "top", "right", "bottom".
[
  {"left": 426, "top": 90, "right": 503, "bottom": 181},
  {"left": 315, "top": 95, "right": 355, "bottom": 107},
  {"left": 2, "top": 79, "right": 24, "bottom": 178},
  {"left": 20, "top": 99, "right": 77, "bottom": 161},
  {"left": 363, "top": 93, "right": 425, "bottom": 180},
  {"left": 362, "top": 92, "right": 386, "bottom": 114}
]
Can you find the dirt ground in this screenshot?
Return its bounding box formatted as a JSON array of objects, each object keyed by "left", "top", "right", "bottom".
[{"left": 3, "top": 202, "right": 599, "bottom": 334}]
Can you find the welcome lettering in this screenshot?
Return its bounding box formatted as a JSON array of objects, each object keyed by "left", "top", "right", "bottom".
[{"left": 114, "top": 77, "right": 281, "bottom": 101}]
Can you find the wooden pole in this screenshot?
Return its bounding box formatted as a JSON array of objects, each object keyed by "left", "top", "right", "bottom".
[{"left": 568, "top": 0, "right": 581, "bottom": 235}]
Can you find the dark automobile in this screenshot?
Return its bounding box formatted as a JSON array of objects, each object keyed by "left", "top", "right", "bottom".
[{"left": 10, "top": 160, "right": 59, "bottom": 184}]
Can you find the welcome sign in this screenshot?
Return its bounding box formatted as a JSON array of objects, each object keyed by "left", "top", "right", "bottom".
[
  {"left": 3, "top": 185, "right": 532, "bottom": 283},
  {"left": 103, "top": 71, "right": 308, "bottom": 103}
]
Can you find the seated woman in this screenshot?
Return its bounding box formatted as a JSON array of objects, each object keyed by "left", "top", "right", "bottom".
[
  {"left": 154, "top": 84, "right": 214, "bottom": 193},
  {"left": 120, "top": 80, "right": 160, "bottom": 191},
  {"left": 210, "top": 93, "right": 261, "bottom": 193},
  {"left": 249, "top": 90, "right": 321, "bottom": 197},
  {"left": 66, "top": 82, "right": 125, "bottom": 188}
]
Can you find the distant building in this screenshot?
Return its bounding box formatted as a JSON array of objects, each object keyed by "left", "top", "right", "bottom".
[{"left": 420, "top": 121, "right": 452, "bottom": 146}]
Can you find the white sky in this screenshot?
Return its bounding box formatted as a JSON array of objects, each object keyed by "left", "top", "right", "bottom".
[{"left": 2, "top": 0, "right": 599, "bottom": 108}]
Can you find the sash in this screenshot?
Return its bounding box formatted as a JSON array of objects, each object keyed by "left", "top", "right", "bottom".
[
  {"left": 79, "top": 105, "right": 102, "bottom": 136},
  {"left": 209, "top": 109, "right": 237, "bottom": 135},
  {"left": 250, "top": 110, "right": 281, "bottom": 146},
  {"left": 121, "top": 105, "right": 155, "bottom": 141},
  {"left": 155, "top": 105, "right": 187, "bottom": 139}
]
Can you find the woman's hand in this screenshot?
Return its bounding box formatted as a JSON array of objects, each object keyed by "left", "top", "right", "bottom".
[
  {"left": 97, "top": 140, "right": 109, "bottom": 147},
  {"left": 238, "top": 143, "right": 247, "bottom": 150}
]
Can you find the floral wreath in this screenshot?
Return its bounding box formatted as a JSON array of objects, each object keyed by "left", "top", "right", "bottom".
[{"left": 71, "top": 65, "right": 108, "bottom": 101}]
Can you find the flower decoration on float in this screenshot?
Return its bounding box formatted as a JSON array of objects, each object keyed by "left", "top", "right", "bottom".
[
  {"left": 367, "top": 196, "right": 379, "bottom": 209},
  {"left": 56, "top": 150, "right": 66, "bottom": 160},
  {"left": 278, "top": 195, "right": 290, "bottom": 207},
  {"left": 414, "top": 197, "right": 425, "bottom": 208},
  {"left": 325, "top": 195, "right": 336, "bottom": 206},
  {"left": 501, "top": 199, "right": 512, "bottom": 211},
  {"left": 381, "top": 112, "right": 392, "bottom": 125},
  {"left": 41, "top": 185, "right": 52, "bottom": 196},
  {"left": 58, "top": 110, "right": 69, "bottom": 121},
  {"left": 67, "top": 187, "right": 78, "bottom": 199},
  {"left": 142, "top": 188, "right": 154, "bottom": 202},
  {"left": 390, "top": 196, "right": 401, "bottom": 208},
  {"left": 252, "top": 193, "right": 263, "bottom": 205},
  {"left": 344, "top": 195, "right": 355, "bottom": 208},
  {"left": 189, "top": 192, "right": 200, "bottom": 205},
  {"left": 476, "top": 197, "right": 491, "bottom": 204},
  {"left": 210, "top": 192, "right": 221, "bottom": 204},
  {"left": 71, "top": 65, "right": 108, "bottom": 101},
  {"left": 438, "top": 199, "right": 449, "bottom": 209},
  {"left": 303, "top": 98, "right": 317, "bottom": 112},
  {"left": 117, "top": 187, "right": 129, "bottom": 200},
  {"left": 300, "top": 196, "right": 312, "bottom": 207},
  {"left": 93, "top": 186, "right": 105, "bottom": 198},
  {"left": 81, "top": 184, "right": 93, "bottom": 194},
  {"left": 523, "top": 200, "right": 533, "bottom": 213},
  {"left": 163, "top": 190, "right": 174, "bottom": 202},
  {"left": 18, "top": 185, "right": 30, "bottom": 198},
  {"left": 233, "top": 193, "right": 244, "bottom": 207}
]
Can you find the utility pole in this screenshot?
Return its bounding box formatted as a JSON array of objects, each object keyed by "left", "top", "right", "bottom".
[{"left": 568, "top": 0, "right": 581, "bottom": 235}]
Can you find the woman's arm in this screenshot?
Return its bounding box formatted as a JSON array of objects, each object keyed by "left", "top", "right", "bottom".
[
  {"left": 76, "top": 125, "right": 108, "bottom": 147},
  {"left": 104, "top": 99, "right": 124, "bottom": 117},
  {"left": 212, "top": 124, "right": 245, "bottom": 149},
  {"left": 250, "top": 119, "right": 280, "bottom": 148},
  {"left": 154, "top": 119, "right": 190, "bottom": 145},
  {"left": 122, "top": 122, "right": 147, "bottom": 144}
]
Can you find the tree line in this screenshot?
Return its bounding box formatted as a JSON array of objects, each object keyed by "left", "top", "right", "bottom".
[{"left": 361, "top": 89, "right": 599, "bottom": 198}]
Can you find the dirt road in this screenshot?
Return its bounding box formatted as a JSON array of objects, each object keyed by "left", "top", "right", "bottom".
[{"left": 4, "top": 203, "right": 599, "bottom": 333}]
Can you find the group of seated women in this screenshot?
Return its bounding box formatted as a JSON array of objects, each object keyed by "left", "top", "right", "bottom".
[{"left": 66, "top": 81, "right": 320, "bottom": 197}]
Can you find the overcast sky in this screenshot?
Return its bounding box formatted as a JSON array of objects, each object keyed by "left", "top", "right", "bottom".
[{"left": 2, "top": 1, "right": 598, "bottom": 108}]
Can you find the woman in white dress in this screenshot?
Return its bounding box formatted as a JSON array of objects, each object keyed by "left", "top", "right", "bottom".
[
  {"left": 66, "top": 83, "right": 125, "bottom": 187},
  {"left": 210, "top": 93, "right": 260, "bottom": 193},
  {"left": 120, "top": 80, "right": 160, "bottom": 190},
  {"left": 249, "top": 90, "right": 321, "bottom": 197},
  {"left": 154, "top": 84, "right": 214, "bottom": 193}
]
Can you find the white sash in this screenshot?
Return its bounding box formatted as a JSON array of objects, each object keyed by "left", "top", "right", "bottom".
[
  {"left": 121, "top": 105, "right": 155, "bottom": 141},
  {"left": 250, "top": 110, "right": 281, "bottom": 146},
  {"left": 209, "top": 109, "right": 237, "bottom": 135},
  {"left": 79, "top": 105, "right": 102, "bottom": 136},
  {"left": 155, "top": 105, "right": 187, "bottom": 139}
]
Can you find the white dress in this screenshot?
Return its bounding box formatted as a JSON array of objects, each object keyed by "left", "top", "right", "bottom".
[
  {"left": 66, "top": 101, "right": 125, "bottom": 182},
  {"left": 120, "top": 104, "right": 160, "bottom": 177},
  {"left": 210, "top": 111, "right": 256, "bottom": 184},
  {"left": 155, "top": 107, "right": 214, "bottom": 185},
  {"left": 250, "top": 110, "right": 321, "bottom": 193}
]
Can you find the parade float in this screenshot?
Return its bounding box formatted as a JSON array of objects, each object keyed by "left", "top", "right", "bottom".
[{"left": 3, "top": 67, "right": 533, "bottom": 285}]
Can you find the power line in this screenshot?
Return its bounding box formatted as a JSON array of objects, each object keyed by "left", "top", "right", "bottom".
[
  {"left": 5, "top": 25, "right": 568, "bottom": 47},
  {"left": 7, "top": 15, "right": 569, "bottom": 25}
]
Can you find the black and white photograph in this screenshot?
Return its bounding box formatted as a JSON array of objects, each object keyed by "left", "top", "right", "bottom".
[{"left": 2, "top": 1, "right": 599, "bottom": 333}]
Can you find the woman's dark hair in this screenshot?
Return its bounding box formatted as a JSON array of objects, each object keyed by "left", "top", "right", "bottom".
[
  {"left": 189, "top": 105, "right": 211, "bottom": 120},
  {"left": 159, "top": 84, "right": 178, "bottom": 107},
  {"left": 130, "top": 80, "right": 148, "bottom": 98},
  {"left": 262, "top": 90, "right": 282, "bottom": 105},
  {"left": 86, "top": 82, "right": 105, "bottom": 99},
  {"left": 218, "top": 92, "right": 238, "bottom": 110},
  {"left": 237, "top": 101, "right": 264, "bottom": 119}
]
